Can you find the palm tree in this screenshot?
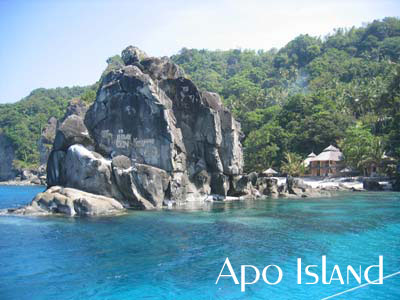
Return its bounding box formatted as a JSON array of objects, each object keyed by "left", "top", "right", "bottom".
[
  {"left": 281, "top": 152, "right": 305, "bottom": 176},
  {"left": 360, "top": 137, "right": 385, "bottom": 175}
]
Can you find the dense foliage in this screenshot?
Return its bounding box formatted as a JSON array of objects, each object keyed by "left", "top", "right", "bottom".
[
  {"left": 0, "top": 86, "right": 94, "bottom": 168},
  {"left": 172, "top": 17, "right": 400, "bottom": 172},
  {"left": 2, "top": 17, "right": 399, "bottom": 174}
]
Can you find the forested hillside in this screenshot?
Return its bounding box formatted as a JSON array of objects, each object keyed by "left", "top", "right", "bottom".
[
  {"left": 172, "top": 17, "right": 400, "bottom": 173},
  {"left": 0, "top": 86, "right": 96, "bottom": 168},
  {"left": 1, "top": 17, "right": 399, "bottom": 175}
]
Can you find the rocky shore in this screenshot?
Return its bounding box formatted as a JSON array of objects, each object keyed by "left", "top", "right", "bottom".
[
  {"left": 0, "top": 180, "right": 43, "bottom": 186},
  {"left": 0, "top": 168, "right": 46, "bottom": 186}
]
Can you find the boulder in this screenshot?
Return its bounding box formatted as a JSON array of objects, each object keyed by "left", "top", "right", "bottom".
[
  {"left": 30, "top": 177, "right": 41, "bottom": 185},
  {"left": 211, "top": 173, "right": 230, "bottom": 196},
  {"left": 53, "top": 115, "right": 93, "bottom": 151},
  {"left": 8, "top": 186, "right": 124, "bottom": 216},
  {"left": 256, "top": 177, "right": 279, "bottom": 197},
  {"left": 112, "top": 157, "right": 170, "bottom": 209},
  {"left": 63, "top": 144, "right": 121, "bottom": 199},
  {"left": 46, "top": 150, "right": 66, "bottom": 187},
  {"left": 39, "top": 99, "right": 89, "bottom": 166},
  {"left": 286, "top": 175, "right": 294, "bottom": 193},
  {"left": 141, "top": 56, "right": 185, "bottom": 81},
  {"left": 248, "top": 172, "right": 258, "bottom": 186},
  {"left": 363, "top": 178, "right": 383, "bottom": 191},
  {"left": 21, "top": 169, "right": 34, "bottom": 181},
  {"left": 121, "top": 46, "right": 148, "bottom": 65},
  {"left": 192, "top": 169, "right": 211, "bottom": 194},
  {"left": 229, "top": 175, "right": 251, "bottom": 196}
]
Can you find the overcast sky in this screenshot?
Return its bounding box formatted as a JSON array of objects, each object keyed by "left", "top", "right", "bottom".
[{"left": 0, "top": 0, "right": 399, "bottom": 103}]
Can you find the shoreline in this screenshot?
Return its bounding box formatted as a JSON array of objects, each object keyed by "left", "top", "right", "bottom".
[
  {"left": 0, "top": 180, "right": 44, "bottom": 186},
  {"left": 272, "top": 176, "right": 396, "bottom": 192}
]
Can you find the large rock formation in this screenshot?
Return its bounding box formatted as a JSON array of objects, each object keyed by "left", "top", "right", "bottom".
[
  {"left": 11, "top": 46, "right": 282, "bottom": 216},
  {"left": 38, "top": 117, "right": 57, "bottom": 165},
  {"left": 38, "top": 99, "right": 88, "bottom": 166}
]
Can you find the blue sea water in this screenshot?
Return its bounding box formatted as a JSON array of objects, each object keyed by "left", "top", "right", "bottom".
[{"left": 0, "top": 186, "right": 399, "bottom": 300}]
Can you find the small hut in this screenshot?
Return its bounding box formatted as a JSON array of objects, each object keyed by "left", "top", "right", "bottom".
[
  {"left": 303, "top": 152, "right": 316, "bottom": 167},
  {"left": 263, "top": 168, "right": 278, "bottom": 177},
  {"left": 310, "top": 145, "right": 343, "bottom": 177}
]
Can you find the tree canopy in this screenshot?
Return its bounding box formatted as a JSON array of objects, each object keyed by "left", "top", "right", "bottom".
[
  {"left": 172, "top": 17, "right": 400, "bottom": 172},
  {"left": 2, "top": 17, "right": 400, "bottom": 173}
]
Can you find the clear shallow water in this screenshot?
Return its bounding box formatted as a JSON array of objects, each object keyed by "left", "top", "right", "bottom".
[{"left": 0, "top": 186, "right": 400, "bottom": 300}]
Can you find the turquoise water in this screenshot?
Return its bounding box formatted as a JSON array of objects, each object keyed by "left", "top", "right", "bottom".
[{"left": 0, "top": 186, "right": 400, "bottom": 299}]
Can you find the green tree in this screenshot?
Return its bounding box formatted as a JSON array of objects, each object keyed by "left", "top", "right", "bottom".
[{"left": 280, "top": 152, "right": 306, "bottom": 176}]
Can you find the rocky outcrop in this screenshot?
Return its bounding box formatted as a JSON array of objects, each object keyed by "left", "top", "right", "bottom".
[
  {"left": 363, "top": 178, "right": 384, "bottom": 191},
  {"left": 279, "top": 177, "right": 330, "bottom": 198},
  {"left": 14, "top": 46, "right": 283, "bottom": 216},
  {"left": 61, "top": 98, "right": 88, "bottom": 122},
  {"left": 38, "top": 99, "right": 88, "bottom": 166},
  {"left": 0, "top": 134, "right": 17, "bottom": 181},
  {"left": 79, "top": 46, "right": 243, "bottom": 207},
  {"left": 3, "top": 186, "right": 124, "bottom": 216},
  {"left": 53, "top": 115, "right": 93, "bottom": 151},
  {"left": 38, "top": 117, "right": 57, "bottom": 165}
]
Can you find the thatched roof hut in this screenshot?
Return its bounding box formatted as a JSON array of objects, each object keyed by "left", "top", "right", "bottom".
[
  {"left": 303, "top": 152, "right": 316, "bottom": 167},
  {"left": 313, "top": 145, "right": 343, "bottom": 162}
]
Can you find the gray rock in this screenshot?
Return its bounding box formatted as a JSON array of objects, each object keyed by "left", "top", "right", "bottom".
[
  {"left": 211, "top": 173, "right": 230, "bottom": 196},
  {"left": 81, "top": 46, "right": 244, "bottom": 207},
  {"left": 121, "top": 46, "right": 148, "bottom": 65},
  {"left": 30, "top": 177, "right": 41, "bottom": 185},
  {"left": 286, "top": 175, "right": 294, "bottom": 193},
  {"left": 229, "top": 175, "right": 251, "bottom": 196},
  {"left": 38, "top": 117, "right": 57, "bottom": 165},
  {"left": 192, "top": 169, "right": 211, "bottom": 194},
  {"left": 39, "top": 99, "right": 88, "bottom": 166},
  {"left": 134, "top": 163, "right": 170, "bottom": 207},
  {"left": 60, "top": 98, "right": 89, "bottom": 122},
  {"left": 63, "top": 144, "right": 121, "bottom": 199},
  {"left": 256, "top": 177, "right": 279, "bottom": 197},
  {"left": 363, "top": 178, "right": 383, "bottom": 191},
  {"left": 247, "top": 172, "right": 258, "bottom": 186},
  {"left": 141, "top": 57, "right": 185, "bottom": 81},
  {"left": 10, "top": 186, "right": 124, "bottom": 216},
  {"left": 46, "top": 150, "right": 66, "bottom": 187},
  {"left": 293, "top": 178, "right": 309, "bottom": 190},
  {"left": 21, "top": 170, "right": 32, "bottom": 181},
  {"left": 54, "top": 115, "right": 93, "bottom": 151}
]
